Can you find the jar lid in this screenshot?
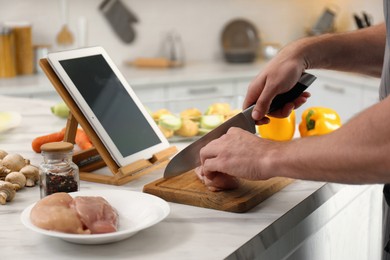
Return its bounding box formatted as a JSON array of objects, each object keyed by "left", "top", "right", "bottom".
[
  {"left": 3, "top": 21, "right": 32, "bottom": 28},
  {"left": 40, "top": 142, "right": 74, "bottom": 153}
]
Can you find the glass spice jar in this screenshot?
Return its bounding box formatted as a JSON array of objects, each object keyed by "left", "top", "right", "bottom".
[{"left": 39, "top": 142, "right": 79, "bottom": 198}]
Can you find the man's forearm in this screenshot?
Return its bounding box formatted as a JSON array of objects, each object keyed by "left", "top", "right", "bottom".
[{"left": 294, "top": 23, "right": 386, "bottom": 77}]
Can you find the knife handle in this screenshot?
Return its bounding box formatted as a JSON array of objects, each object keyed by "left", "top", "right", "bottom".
[{"left": 268, "top": 72, "right": 316, "bottom": 113}]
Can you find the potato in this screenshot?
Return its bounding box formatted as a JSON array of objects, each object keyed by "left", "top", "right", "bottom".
[
  {"left": 158, "top": 125, "right": 174, "bottom": 139},
  {"left": 152, "top": 109, "right": 172, "bottom": 121},
  {"left": 175, "top": 119, "right": 199, "bottom": 137},
  {"left": 205, "top": 103, "right": 231, "bottom": 116},
  {"left": 180, "top": 108, "right": 202, "bottom": 121}
]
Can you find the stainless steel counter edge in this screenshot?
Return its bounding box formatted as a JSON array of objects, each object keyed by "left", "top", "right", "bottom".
[{"left": 226, "top": 183, "right": 383, "bottom": 259}]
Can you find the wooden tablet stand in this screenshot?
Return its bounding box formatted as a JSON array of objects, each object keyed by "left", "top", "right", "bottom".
[{"left": 39, "top": 58, "right": 177, "bottom": 185}]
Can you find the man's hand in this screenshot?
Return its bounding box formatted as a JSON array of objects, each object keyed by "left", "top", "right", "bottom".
[
  {"left": 243, "top": 41, "right": 310, "bottom": 123},
  {"left": 199, "top": 127, "right": 279, "bottom": 181}
]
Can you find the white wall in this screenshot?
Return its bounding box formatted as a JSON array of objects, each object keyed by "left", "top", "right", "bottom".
[{"left": 0, "top": 0, "right": 384, "bottom": 66}]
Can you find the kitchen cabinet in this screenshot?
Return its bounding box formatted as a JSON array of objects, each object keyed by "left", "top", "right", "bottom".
[
  {"left": 5, "top": 89, "right": 58, "bottom": 100},
  {"left": 0, "top": 75, "right": 61, "bottom": 101},
  {"left": 133, "top": 79, "right": 238, "bottom": 113},
  {"left": 131, "top": 83, "right": 169, "bottom": 111},
  {"left": 301, "top": 71, "right": 380, "bottom": 122},
  {"left": 166, "top": 80, "right": 235, "bottom": 112},
  {"left": 247, "top": 183, "right": 382, "bottom": 260},
  {"left": 235, "top": 79, "right": 251, "bottom": 96},
  {"left": 167, "top": 80, "right": 234, "bottom": 99},
  {"left": 0, "top": 63, "right": 380, "bottom": 121},
  {"left": 294, "top": 75, "right": 363, "bottom": 123},
  {"left": 286, "top": 184, "right": 382, "bottom": 260},
  {"left": 362, "top": 84, "right": 380, "bottom": 109}
]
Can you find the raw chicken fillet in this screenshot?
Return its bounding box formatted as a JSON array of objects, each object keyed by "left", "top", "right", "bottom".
[
  {"left": 71, "top": 196, "right": 118, "bottom": 234},
  {"left": 30, "top": 193, "right": 118, "bottom": 234}
]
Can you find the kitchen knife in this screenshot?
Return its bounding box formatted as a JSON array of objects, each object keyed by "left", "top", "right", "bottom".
[
  {"left": 353, "top": 14, "right": 365, "bottom": 29},
  {"left": 163, "top": 72, "right": 317, "bottom": 178},
  {"left": 362, "top": 12, "right": 372, "bottom": 27}
]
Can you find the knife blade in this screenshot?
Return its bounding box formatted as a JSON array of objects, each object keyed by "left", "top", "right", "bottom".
[{"left": 163, "top": 72, "right": 317, "bottom": 178}]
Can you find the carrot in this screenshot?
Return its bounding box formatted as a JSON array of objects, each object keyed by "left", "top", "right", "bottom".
[
  {"left": 32, "top": 128, "right": 93, "bottom": 153},
  {"left": 31, "top": 128, "right": 66, "bottom": 153},
  {"left": 75, "top": 128, "right": 93, "bottom": 150}
]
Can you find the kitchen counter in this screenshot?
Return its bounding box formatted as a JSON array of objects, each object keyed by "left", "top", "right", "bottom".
[
  {"left": 0, "top": 60, "right": 380, "bottom": 99},
  {"left": 0, "top": 60, "right": 267, "bottom": 93},
  {"left": 0, "top": 95, "right": 384, "bottom": 259}
]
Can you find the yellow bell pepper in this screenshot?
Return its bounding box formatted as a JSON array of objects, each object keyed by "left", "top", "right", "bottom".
[
  {"left": 257, "top": 110, "right": 296, "bottom": 141},
  {"left": 299, "top": 107, "right": 341, "bottom": 137}
]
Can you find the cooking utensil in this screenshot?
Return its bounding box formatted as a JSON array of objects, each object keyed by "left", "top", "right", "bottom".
[
  {"left": 56, "top": 0, "right": 74, "bottom": 46},
  {"left": 362, "top": 12, "right": 372, "bottom": 27},
  {"left": 164, "top": 72, "right": 317, "bottom": 179},
  {"left": 144, "top": 171, "right": 293, "bottom": 213},
  {"left": 160, "top": 31, "right": 185, "bottom": 66},
  {"left": 221, "top": 19, "right": 259, "bottom": 63},
  {"left": 353, "top": 14, "right": 365, "bottom": 29},
  {"left": 353, "top": 12, "right": 372, "bottom": 29}
]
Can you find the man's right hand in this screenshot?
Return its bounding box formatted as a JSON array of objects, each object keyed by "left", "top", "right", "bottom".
[{"left": 243, "top": 40, "right": 310, "bottom": 123}]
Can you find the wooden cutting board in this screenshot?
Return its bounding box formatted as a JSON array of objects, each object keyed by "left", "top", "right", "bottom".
[{"left": 143, "top": 170, "right": 293, "bottom": 213}]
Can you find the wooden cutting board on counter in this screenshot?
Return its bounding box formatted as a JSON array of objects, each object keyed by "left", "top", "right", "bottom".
[{"left": 143, "top": 171, "right": 293, "bottom": 213}]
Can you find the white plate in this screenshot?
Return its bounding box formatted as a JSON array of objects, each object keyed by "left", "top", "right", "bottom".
[
  {"left": 20, "top": 190, "right": 170, "bottom": 244},
  {"left": 0, "top": 111, "right": 22, "bottom": 133}
]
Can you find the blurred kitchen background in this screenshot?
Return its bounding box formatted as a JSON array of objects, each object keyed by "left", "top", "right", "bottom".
[
  {"left": 0, "top": 0, "right": 384, "bottom": 66},
  {"left": 0, "top": 3, "right": 386, "bottom": 259},
  {"left": 0, "top": 0, "right": 384, "bottom": 123}
]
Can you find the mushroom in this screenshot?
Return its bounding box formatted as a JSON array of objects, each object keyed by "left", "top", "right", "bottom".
[
  {"left": 0, "top": 150, "right": 8, "bottom": 160},
  {"left": 0, "top": 166, "right": 11, "bottom": 180},
  {"left": 1, "top": 154, "right": 26, "bottom": 172},
  {"left": 20, "top": 165, "right": 39, "bottom": 187},
  {"left": 0, "top": 181, "right": 16, "bottom": 205},
  {"left": 5, "top": 172, "right": 26, "bottom": 191}
]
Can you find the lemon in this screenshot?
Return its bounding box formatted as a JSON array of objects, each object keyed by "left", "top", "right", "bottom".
[{"left": 0, "top": 112, "right": 22, "bottom": 132}]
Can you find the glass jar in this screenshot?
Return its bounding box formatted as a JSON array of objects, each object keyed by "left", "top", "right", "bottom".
[
  {"left": 0, "top": 26, "right": 16, "bottom": 78},
  {"left": 39, "top": 142, "right": 79, "bottom": 198},
  {"left": 4, "top": 21, "right": 33, "bottom": 75}
]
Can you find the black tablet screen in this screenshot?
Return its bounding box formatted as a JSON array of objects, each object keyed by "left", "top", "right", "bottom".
[{"left": 59, "top": 55, "right": 161, "bottom": 157}]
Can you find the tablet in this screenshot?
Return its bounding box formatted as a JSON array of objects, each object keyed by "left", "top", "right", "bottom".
[{"left": 47, "top": 46, "right": 169, "bottom": 167}]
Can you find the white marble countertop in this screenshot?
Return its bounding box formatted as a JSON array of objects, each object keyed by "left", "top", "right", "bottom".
[{"left": 0, "top": 95, "right": 382, "bottom": 259}]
